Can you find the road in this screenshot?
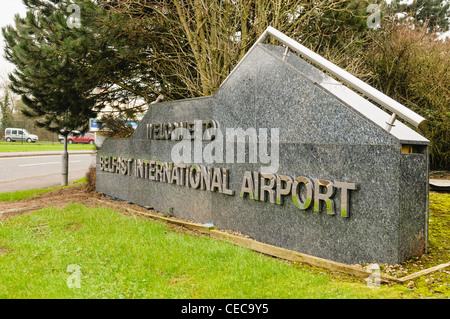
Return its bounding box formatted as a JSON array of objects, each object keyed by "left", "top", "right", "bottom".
[{"left": 0, "top": 153, "right": 96, "bottom": 193}]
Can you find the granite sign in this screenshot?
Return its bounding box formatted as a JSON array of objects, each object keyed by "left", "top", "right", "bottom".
[{"left": 96, "top": 27, "right": 429, "bottom": 265}]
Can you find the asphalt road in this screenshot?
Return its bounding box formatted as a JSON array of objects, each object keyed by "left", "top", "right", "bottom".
[{"left": 0, "top": 153, "right": 96, "bottom": 193}]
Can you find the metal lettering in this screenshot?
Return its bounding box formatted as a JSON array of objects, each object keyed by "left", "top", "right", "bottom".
[
  {"left": 143, "top": 161, "right": 149, "bottom": 179},
  {"left": 222, "top": 169, "right": 234, "bottom": 196},
  {"left": 171, "top": 122, "right": 180, "bottom": 141},
  {"left": 240, "top": 171, "right": 254, "bottom": 199},
  {"left": 127, "top": 158, "right": 133, "bottom": 176},
  {"left": 186, "top": 121, "right": 195, "bottom": 140},
  {"left": 314, "top": 179, "right": 336, "bottom": 215},
  {"left": 210, "top": 168, "right": 223, "bottom": 193},
  {"left": 163, "top": 123, "right": 174, "bottom": 140},
  {"left": 118, "top": 157, "right": 126, "bottom": 175},
  {"left": 292, "top": 176, "right": 313, "bottom": 210},
  {"left": 184, "top": 165, "right": 191, "bottom": 187},
  {"left": 107, "top": 157, "right": 113, "bottom": 172},
  {"left": 147, "top": 124, "right": 153, "bottom": 140},
  {"left": 200, "top": 165, "right": 212, "bottom": 191},
  {"left": 177, "top": 164, "right": 186, "bottom": 186},
  {"left": 99, "top": 156, "right": 359, "bottom": 218},
  {"left": 148, "top": 161, "right": 156, "bottom": 181},
  {"left": 113, "top": 157, "right": 120, "bottom": 174},
  {"left": 194, "top": 120, "right": 203, "bottom": 163},
  {"left": 189, "top": 165, "right": 200, "bottom": 189},
  {"left": 276, "top": 175, "right": 293, "bottom": 205},
  {"left": 253, "top": 171, "right": 260, "bottom": 200},
  {"left": 334, "top": 181, "right": 358, "bottom": 218},
  {"left": 155, "top": 161, "right": 163, "bottom": 182},
  {"left": 153, "top": 124, "right": 161, "bottom": 140},
  {"left": 147, "top": 120, "right": 218, "bottom": 141},
  {"left": 260, "top": 173, "right": 276, "bottom": 204},
  {"left": 171, "top": 164, "right": 180, "bottom": 184},
  {"left": 135, "top": 159, "right": 145, "bottom": 178},
  {"left": 162, "top": 162, "right": 173, "bottom": 183}
]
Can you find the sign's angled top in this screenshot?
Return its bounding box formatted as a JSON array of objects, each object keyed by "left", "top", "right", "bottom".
[{"left": 217, "top": 27, "right": 428, "bottom": 144}]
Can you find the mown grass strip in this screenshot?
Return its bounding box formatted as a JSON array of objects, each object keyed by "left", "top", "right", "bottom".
[
  {"left": 114, "top": 201, "right": 402, "bottom": 283},
  {"left": 0, "top": 141, "right": 95, "bottom": 152},
  {"left": 0, "top": 203, "right": 417, "bottom": 299}
]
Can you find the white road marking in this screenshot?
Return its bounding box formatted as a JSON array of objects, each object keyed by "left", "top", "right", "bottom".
[
  {"left": 19, "top": 160, "right": 81, "bottom": 167},
  {"left": 0, "top": 154, "right": 94, "bottom": 160}
]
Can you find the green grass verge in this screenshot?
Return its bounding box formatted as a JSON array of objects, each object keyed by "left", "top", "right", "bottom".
[
  {"left": 398, "top": 192, "right": 450, "bottom": 295},
  {"left": 0, "top": 203, "right": 424, "bottom": 299},
  {"left": 0, "top": 178, "right": 87, "bottom": 202},
  {"left": 0, "top": 186, "right": 448, "bottom": 298},
  {"left": 0, "top": 141, "right": 95, "bottom": 152}
]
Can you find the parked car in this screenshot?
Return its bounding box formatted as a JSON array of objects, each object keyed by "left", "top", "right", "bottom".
[
  {"left": 4, "top": 128, "right": 39, "bottom": 143},
  {"left": 58, "top": 131, "right": 95, "bottom": 144},
  {"left": 58, "top": 130, "right": 79, "bottom": 143}
]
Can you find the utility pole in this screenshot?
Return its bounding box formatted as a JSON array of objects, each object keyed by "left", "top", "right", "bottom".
[{"left": 62, "top": 133, "right": 68, "bottom": 186}]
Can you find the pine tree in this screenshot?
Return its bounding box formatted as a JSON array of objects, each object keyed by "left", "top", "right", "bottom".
[
  {"left": 2, "top": 0, "right": 106, "bottom": 135},
  {"left": 0, "top": 91, "right": 11, "bottom": 131},
  {"left": 388, "top": 0, "right": 450, "bottom": 31},
  {"left": 3, "top": 0, "right": 112, "bottom": 185}
]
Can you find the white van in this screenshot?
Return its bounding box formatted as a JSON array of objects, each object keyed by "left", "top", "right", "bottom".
[{"left": 4, "top": 128, "right": 39, "bottom": 143}]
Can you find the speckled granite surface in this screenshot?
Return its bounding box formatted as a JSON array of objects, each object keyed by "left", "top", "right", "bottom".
[{"left": 97, "top": 44, "right": 429, "bottom": 265}]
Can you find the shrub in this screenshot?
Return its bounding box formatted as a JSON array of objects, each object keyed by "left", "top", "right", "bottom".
[
  {"left": 85, "top": 165, "right": 96, "bottom": 192},
  {"left": 362, "top": 22, "right": 449, "bottom": 169}
]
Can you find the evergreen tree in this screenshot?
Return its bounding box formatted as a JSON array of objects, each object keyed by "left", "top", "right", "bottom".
[
  {"left": 3, "top": 0, "right": 112, "bottom": 185},
  {"left": 0, "top": 90, "right": 11, "bottom": 131},
  {"left": 2, "top": 0, "right": 110, "bottom": 135},
  {"left": 388, "top": 0, "right": 450, "bottom": 31}
]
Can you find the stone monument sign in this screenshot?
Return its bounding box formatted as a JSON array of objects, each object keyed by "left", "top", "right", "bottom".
[{"left": 96, "top": 27, "right": 429, "bottom": 265}]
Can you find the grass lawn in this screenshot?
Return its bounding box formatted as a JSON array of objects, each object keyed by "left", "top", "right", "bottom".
[
  {"left": 0, "top": 203, "right": 419, "bottom": 299},
  {"left": 0, "top": 184, "right": 448, "bottom": 299},
  {"left": 0, "top": 141, "right": 95, "bottom": 152}
]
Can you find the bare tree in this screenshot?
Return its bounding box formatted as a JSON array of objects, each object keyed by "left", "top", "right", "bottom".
[{"left": 101, "top": 0, "right": 370, "bottom": 97}]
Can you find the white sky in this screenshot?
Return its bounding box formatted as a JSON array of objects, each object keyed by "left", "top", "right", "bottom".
[{"left": 0, "top": 0, "right": 27, "bottom": 81}]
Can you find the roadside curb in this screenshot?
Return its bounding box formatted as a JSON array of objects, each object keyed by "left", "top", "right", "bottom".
[{"left": 0, "top": 150, "right": 96, "bottom": 158}]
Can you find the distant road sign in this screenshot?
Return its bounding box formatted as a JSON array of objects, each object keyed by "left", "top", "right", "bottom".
[{"left": 89, "top": 118, "right": 100, "bottom": 132}]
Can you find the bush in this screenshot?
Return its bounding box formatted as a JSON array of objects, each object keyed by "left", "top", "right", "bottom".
[
  {"left": 85, "top": 165, "right": 96, "bottom": 192},
  {"left": 362, "top": 22, "right": 449, "bottom": 169}
]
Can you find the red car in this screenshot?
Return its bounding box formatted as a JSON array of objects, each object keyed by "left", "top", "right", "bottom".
[{"left": 59, "top": 132, "right": 95, "bottom": 144}]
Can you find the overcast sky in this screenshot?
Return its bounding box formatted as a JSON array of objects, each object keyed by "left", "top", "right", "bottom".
[{"left": 0, "top": 0, "right": 27, "bottom": 80}]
